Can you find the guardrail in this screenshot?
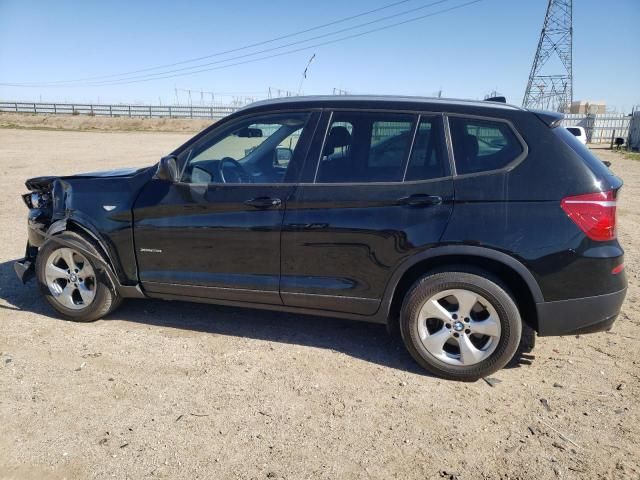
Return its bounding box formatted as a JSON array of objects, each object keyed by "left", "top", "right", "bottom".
[{"left": 0, "top": 101, "right": 240, "bottom": 119}]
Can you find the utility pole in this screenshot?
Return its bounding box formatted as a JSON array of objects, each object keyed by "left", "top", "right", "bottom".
[{"left": 523, "top": 0, "right": 573, "bottom": 112}]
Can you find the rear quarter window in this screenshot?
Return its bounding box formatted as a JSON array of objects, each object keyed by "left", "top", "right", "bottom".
[
  {"left": 553, "top": 126, "right": 613, "bottom": 178},
  {"left": 449, "top": 117, "right": 524, "bottom": 175}
]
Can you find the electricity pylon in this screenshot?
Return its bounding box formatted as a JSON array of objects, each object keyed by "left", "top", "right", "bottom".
[{"left": 523, "top": 0, "right": 573, "bottom": 112}]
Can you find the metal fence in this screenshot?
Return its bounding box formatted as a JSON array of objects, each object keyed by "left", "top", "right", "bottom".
[
  {"left": 561, "top": 113, "right": 631, "bottom": 143},
  {"left": 0, "top": 101, "right": 239, "bottom": 119},
  {"left": 629, "top": 111, "right": 640, "bottom": 151}
]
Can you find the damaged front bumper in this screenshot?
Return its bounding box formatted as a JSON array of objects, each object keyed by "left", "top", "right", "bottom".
[
  {"left": 14, "top": 258, "right": 34, "bottom": 284},
  {"left": 14, "top": 243, "right": 38, "bottom": 284}
]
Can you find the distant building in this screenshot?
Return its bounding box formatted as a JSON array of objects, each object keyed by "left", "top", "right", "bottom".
[{"left": 569, "top": 100, "right": 607, "bottom": 114}]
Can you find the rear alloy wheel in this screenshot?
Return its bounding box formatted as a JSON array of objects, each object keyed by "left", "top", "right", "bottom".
[
  {"left": 401, "top": 270, "right": 522, "bottom": 381},
  {"left": 36, "top": 232, "right": 122, "bottom": 322}
]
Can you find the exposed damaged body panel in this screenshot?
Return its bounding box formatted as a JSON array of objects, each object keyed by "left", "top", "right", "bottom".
[{"left": 21, "top": 166, "right": 154, "bottom": 288}]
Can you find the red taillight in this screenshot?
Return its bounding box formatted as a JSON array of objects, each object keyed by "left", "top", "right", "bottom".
[{"left": 561, "top": 190, "right": 617, "bottom": 241}]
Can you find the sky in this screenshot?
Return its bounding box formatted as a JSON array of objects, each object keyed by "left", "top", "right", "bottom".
[{"left": 0, "top": 0, "right": 638, "bottom": 112}]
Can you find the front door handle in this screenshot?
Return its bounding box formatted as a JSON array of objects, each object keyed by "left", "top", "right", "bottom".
[
  {"left": 244, "top": 197, "right": 282, "bottom": 208},
  {"left": 398, "top": 194, "right": 443, "bottom": 207}
]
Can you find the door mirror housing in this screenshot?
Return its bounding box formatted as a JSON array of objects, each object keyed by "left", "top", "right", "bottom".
[{"left": 154, "top": 155, "right": 179, "bottom": 182}]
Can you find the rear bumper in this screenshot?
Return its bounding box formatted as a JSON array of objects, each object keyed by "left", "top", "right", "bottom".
[{"left": 536, "top": 287, "right": 627, "bottom": 336}]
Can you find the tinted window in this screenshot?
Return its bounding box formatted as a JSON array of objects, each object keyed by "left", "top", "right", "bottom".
[
  {"left": 316, "top": 112, "right": 415, "bottom": 183},
  {"left": 553, "top": 125, "right": 613, "bottom": 178},
  {"left": 566, "top": 127, "right": 581, "bottom": 136},
  {"left": 181, "top": 112, "right": 309, "bottom": 184},
  {"left": 405, "top": 116, "right": 447, "bottom": 181},
  {"left": 449, "top": 117, "right": 523, "bottom": 175}
]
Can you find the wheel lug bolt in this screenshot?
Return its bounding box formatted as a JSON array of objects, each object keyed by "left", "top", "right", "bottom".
[
  {"left": 465, "top": 329, "right": 471, "bottom": 334},
  {"left": 464, "top": 317, "right": 470, "bottom": 323},
  {"left": 452, "top": 314, "right": 458, "bottom": 320},
  {"left": 453, "top": 332, "right": 460, "bottom": 338},
  {"left": 445, "top": 323, "right": 451, "bottom": 329}
]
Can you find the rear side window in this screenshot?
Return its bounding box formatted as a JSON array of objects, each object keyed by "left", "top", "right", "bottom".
[
  {"left": 449, "top": 117, "right": 523, "bottom": 175},
  {"left": 316, "top": 112, "right": 414, "bottom": 183},
  {"left": 566, "top": 127, "right": 582, "bottom": 136}
]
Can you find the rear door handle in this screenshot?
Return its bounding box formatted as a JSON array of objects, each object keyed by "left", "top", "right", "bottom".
[
  {"left": 244, "top": 197, "right": 282, "bottom": 208},
  {"left": 398, "top": 194, "right": 442, "bottom": 207}
]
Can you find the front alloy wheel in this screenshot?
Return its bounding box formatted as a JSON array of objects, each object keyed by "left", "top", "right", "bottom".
[
  {"left": 36, "top": 231, "right": 122, "bottom": 322},
  {"left": 44, "top": 247, "right": 97, "bottom": 309}
]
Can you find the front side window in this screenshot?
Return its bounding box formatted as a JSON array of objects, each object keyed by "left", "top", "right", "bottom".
[
  {"left": 316, "top": 112, "right": 415, "bottom": 183},
  {"left": 449, "top": 117, "right": 523, "bottom": 175},
  {"left": 181, "top": 112, "right": 310, "bottom": 184}
]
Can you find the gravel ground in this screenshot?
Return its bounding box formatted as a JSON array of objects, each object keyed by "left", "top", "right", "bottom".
[{"left": 0, "top": 128, "right": 638, "bottom": 480}]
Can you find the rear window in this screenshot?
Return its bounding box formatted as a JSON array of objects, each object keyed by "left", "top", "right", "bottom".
[
  {"left": 449, "top": 117, "right": 524, "bottom": 175},
  {"left": 566, "top": 127, "right": 582, "bottom": 136},
  {"left": 553, "top": 126, "right": 613, "bottom": 177}
]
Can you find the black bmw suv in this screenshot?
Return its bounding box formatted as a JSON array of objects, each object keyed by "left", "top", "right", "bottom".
[{"left": 15, "top": 96, "right": 626, "bottom": 381}]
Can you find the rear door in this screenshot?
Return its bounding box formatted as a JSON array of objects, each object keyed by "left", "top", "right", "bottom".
[{"left": 280, "top": 110, "right": 454, "bottom": 315}]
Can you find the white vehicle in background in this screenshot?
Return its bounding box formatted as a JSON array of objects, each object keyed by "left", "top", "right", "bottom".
[{"left": 565, "top": 126, "right": 587, "bottom": 145}]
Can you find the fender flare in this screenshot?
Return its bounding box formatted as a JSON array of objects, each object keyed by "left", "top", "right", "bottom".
[
  {"left": 47, "top": 218, "right": 117, "bottom": 273},
  {"left": 44, "top": 219, "right": 119, "bottom": 288},
  {"left": 43, "top": 218, "right": 145, "bottom": 299},
  {"left": 379, "top": 244, "right": 544, "bottom": 318}
]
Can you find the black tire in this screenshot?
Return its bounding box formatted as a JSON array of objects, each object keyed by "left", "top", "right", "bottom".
[
  {"left": 35, "top": 231, "right": 122, "bottom": 322},
  {"left": 400, "top": 269, "right": 522, "bottom": 381}
]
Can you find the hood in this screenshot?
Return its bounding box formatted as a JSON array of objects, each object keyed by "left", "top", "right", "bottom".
[{"left": 25, "top": 167, "right": 148, "bottom": 191}]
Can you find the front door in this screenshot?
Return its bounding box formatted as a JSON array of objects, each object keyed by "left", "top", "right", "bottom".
[
  {"left": 133, "top": 110, "right": 318, "bottom": 305},
  {"left": 281, "top": 111, "right": 454, "bottom": 315}
]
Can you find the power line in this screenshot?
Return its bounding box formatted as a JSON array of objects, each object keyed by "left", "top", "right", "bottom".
[
  {"left": 2, "top": 0, "right": 483, "bottom": 88},
  {"left": 83, "top": 0, "right": 453, "bottom": 86},
  {"left": 88, "top": 0, "right": 484, "bottom": 87},
  {"left": 2, "top": 0, "right": 418, "bottom": 86},
  {"left": 4, "top": 0, "right": 454, "bottom": 88}
]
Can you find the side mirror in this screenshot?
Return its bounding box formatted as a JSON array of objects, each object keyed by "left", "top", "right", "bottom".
[{"left": 154, "top": 155, "right": 178, "bottom": 182}]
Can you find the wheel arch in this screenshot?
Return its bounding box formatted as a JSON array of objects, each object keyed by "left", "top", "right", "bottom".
[
  {"left": 383, "top": 246, "right": 543, "bottom": 332},
  {"left": 48, "top": 219, "right": 116, "bottom": 272},
  {"left": 44, "top": 219, "right": 145, "bottom": 299}
]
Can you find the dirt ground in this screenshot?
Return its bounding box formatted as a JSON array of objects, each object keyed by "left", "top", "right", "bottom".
[{"left": 0, "top": 126, "right": 638, "bottom": 480}]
